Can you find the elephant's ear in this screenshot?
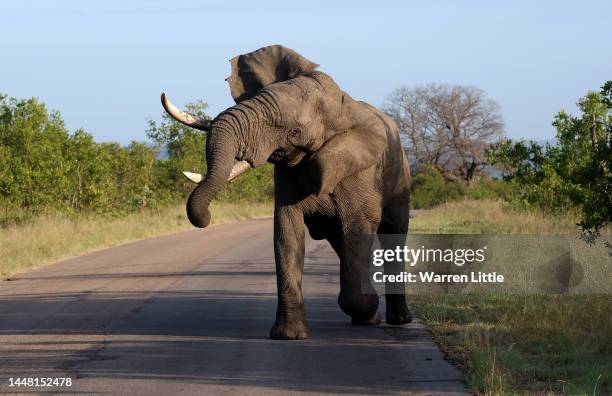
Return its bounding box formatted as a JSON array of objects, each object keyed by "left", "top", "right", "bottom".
[
  {"left": 298, "top": 119, "right": 388, "bottom": 196},
  {"left": 227, "top": 45, "right": 319, "bottom": 103}
]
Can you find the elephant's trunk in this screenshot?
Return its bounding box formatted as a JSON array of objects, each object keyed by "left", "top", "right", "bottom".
[
  {"left": 186, "top": 98, "right": 275, "bottom": 228},
  {"left": 186, "top": 129, "right": 238, "bottom": 228}
]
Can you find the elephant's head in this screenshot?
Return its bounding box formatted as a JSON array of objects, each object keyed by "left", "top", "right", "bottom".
[{"left": 162, "top": 45, "right": 386, "bottom": 228}]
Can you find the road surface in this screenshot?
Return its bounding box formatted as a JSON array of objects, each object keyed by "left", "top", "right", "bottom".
[{"left": 0, "top": 218, "right": 469, "bottom": 395}]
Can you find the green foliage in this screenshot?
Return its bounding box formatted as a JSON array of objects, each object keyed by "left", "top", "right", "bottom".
[
  {"left": 218, "top": 164, "right": 274, "bottom": 203},
  {"left": 488, "top": 81, "right": 612, "bottom": 234},
  {"left": 410, "top": 165, "right": 515, "bottom": 209},
  {"left": 410, "top": 165, "right": 466, "bottom": 209},
  {"left": 0, "top": 93, "right": 163, "bottom": 224},
  {"left": 466, "top": 178, "right": 518, "bottom": 201},
  {"left": 0, "top": 94, "right": 274, "bottom": 227},
  {"left": 0, "top": 96, "right": 71, "bottom": 217}
]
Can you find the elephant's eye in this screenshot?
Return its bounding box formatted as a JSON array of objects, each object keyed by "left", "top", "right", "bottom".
[{"left": 289, "top": 128, "right": 301, "bottom": 136}]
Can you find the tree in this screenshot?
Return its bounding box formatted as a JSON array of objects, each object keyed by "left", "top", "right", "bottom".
[
  {"left": 383, "top": 84, "right": 504, "bottom": 186},
  {"left": 0, "top": 93, "right": 167, "bottom": 223},
  {"left": 488, "top": 81, "right": 612, "bottom": 235},
  {"left": 0, "top": 95, "right": 73, "bottom": 215}
]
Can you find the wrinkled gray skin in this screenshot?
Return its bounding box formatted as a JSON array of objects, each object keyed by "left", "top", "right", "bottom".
[{"left": 164, "top": 45, "right": 411, "bottom": 340}]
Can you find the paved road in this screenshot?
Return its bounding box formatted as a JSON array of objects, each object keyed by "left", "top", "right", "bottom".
[{"left": 0, "top": 219, "right": 469, "bottom": 395}]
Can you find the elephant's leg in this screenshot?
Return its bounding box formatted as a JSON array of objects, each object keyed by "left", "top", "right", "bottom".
[
  {"left": 328, "top": 228, "right": 381, "bottom": 326},
  {"left": 379, "top": 207, "right": 412, "bottom": 325},
  {"left": 269, "top": 204, "right": 309, "bottom": 340}
]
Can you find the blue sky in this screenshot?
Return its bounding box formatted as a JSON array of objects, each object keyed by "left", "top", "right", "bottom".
[{"left": 2, "top": 0, "right": 611, "bottom": 144}]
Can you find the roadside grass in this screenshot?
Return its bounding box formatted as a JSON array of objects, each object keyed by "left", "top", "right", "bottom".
[
  {"left": 410, "top": 199, "right": 611, "bottom": 395},
  {"left": 0, "top": 201, "right": 272, "bottom": 278},
  {"left": 410, "top": 199, "right": 580, "bottom": 234}
]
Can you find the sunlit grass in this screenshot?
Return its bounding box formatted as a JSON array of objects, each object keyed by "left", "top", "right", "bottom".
[
  {"left": 410, "top": 199, "right": 582, "bottom": 235},
  {"left": 0, "top": 201, "right": 272, "bottom": 278}
]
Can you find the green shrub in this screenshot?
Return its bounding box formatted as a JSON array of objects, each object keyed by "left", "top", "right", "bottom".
[
  {"left": 0, "top": 94, "right": 274, "bottom": 227},
  {"left": 218, "top": 164, "right": 274, "bottom": 203},
  {"left": 410, "top": 165, "right": 467, "bottom": 209},
  {"left": 468, "top": 178, "right": 518, "bottom": 201},
  {"left": 410, "top": 165, "right": 516, "bottom": 209}
]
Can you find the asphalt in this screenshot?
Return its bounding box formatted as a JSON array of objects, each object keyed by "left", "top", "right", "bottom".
[{"left": 0, "top": 218, "right": 470, "bottom": 395}]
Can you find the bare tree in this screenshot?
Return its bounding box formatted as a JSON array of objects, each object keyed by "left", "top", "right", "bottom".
[{"left": 383, "top": 84, "right": 504, "bottom": 186}]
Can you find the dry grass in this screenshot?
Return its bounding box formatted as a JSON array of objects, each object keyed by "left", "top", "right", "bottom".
[
  {"left": 0, "top": 201, "right": 272, "bottom": 278},
  {"left": 411, "top": 199, "right": 586, "bottom": 235}
]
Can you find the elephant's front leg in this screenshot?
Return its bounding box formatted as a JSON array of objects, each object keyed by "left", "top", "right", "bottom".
[{"left": 270, "top": 205, "right": 309, "bottom": 340}]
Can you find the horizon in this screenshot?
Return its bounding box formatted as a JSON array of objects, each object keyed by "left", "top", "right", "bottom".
[{"left": 2, "top": 0, "right": 611, "bottom": 145}]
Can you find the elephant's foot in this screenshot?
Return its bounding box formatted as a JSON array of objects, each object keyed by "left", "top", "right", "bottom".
[
  {"left": 338, "top": 292, "right": 379, "bottom": 324},
  {"left": 351, "top": 311, "right": 382, "bottom": 326},
  {"left": 385, "top": 295, "right": 412, "bottom": 325},
  {"left": 270, "top": 319, "right": 310, "bottom": 340}
]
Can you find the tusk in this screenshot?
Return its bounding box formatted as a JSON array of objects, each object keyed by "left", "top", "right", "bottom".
[
  {"left": 228, "top": 160, "right": 251, "bottom": 181},
  {"left": 182, "top": 161, "right": 251, "bottom": 184},
  {"left": 161, "top": 92, "right": 212, "bottom": 131},
  {"left": 182, "top": 171, "right": 202, "bottom": 183}
]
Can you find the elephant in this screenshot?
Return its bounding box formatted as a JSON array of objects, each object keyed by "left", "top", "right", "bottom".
[{"left": 161, "top": 45, "right": 411, "bottom": 340}]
